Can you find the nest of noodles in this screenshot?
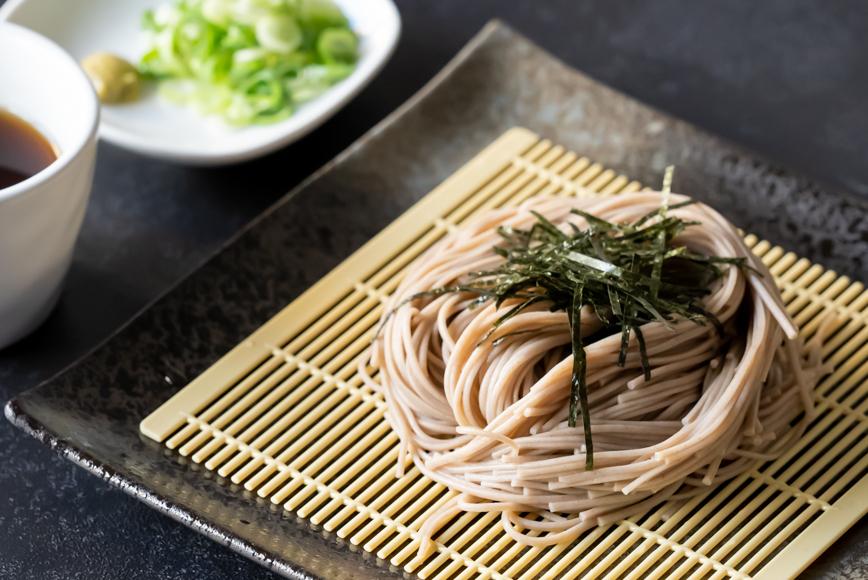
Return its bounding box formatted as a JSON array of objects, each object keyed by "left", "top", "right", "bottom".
[{"left": 361, "top": 191, "right": 831, "bottom": 550}]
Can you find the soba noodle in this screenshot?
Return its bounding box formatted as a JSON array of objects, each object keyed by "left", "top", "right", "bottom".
[{"left": 360, "top": 191, "right": 829, "bottom": 551}]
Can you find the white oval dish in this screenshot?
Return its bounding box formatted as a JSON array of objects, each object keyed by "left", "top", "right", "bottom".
[{"left": 0, "top": 0, "right": 401, "bottom": 165}]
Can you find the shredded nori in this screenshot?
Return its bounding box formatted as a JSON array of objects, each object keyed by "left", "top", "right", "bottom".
[{"left": 402, "top": 199, "right": 745, "bottom": 470}]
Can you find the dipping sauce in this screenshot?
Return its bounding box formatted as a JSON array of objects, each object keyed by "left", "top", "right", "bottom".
[{"left": 0, "top": 109, "right": 57, "bottom": 190}]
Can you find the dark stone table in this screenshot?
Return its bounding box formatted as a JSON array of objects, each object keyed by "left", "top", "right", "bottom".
[{"left": 2, "top": 1, "right": 865, "bottom": 578}]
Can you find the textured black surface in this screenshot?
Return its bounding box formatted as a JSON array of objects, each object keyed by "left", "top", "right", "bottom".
[{"left": 2, "top": 2, "right": 868, "bottom": 579}]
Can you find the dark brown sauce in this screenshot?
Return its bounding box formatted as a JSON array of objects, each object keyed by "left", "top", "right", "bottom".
[{"left": 0, "top": 109, "right": 57, "bottom": 190}]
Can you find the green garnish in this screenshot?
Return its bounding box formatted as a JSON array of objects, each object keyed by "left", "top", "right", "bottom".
[
  {"left": 138, "top": 0, "right": 358, "bottom": 125},
  {"left": 408, "top": 199, "right": 746, "bottom": 470}
]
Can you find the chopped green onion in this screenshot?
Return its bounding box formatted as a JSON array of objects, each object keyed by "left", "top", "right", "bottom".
[
  {"left": 255, "top": 15, "right": 302, "bottom": 54},
  {"left": 298, "top": 0, "right": 349, "bottom": 29},
  {"left": 317, "top": 28, "right": 358, "bottom": 64},
  {"left": 138, "top": 0, "right": 358, "bottom": 125}
]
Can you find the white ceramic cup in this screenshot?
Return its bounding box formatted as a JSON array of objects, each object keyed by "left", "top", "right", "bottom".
[{"left": 0, "top": 22, "right": 99, "bottom": 349}]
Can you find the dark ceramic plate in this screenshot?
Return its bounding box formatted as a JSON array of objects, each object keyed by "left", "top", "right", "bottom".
[{"left": 6, "top": 22, "right": 867, "bottom": 580}]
